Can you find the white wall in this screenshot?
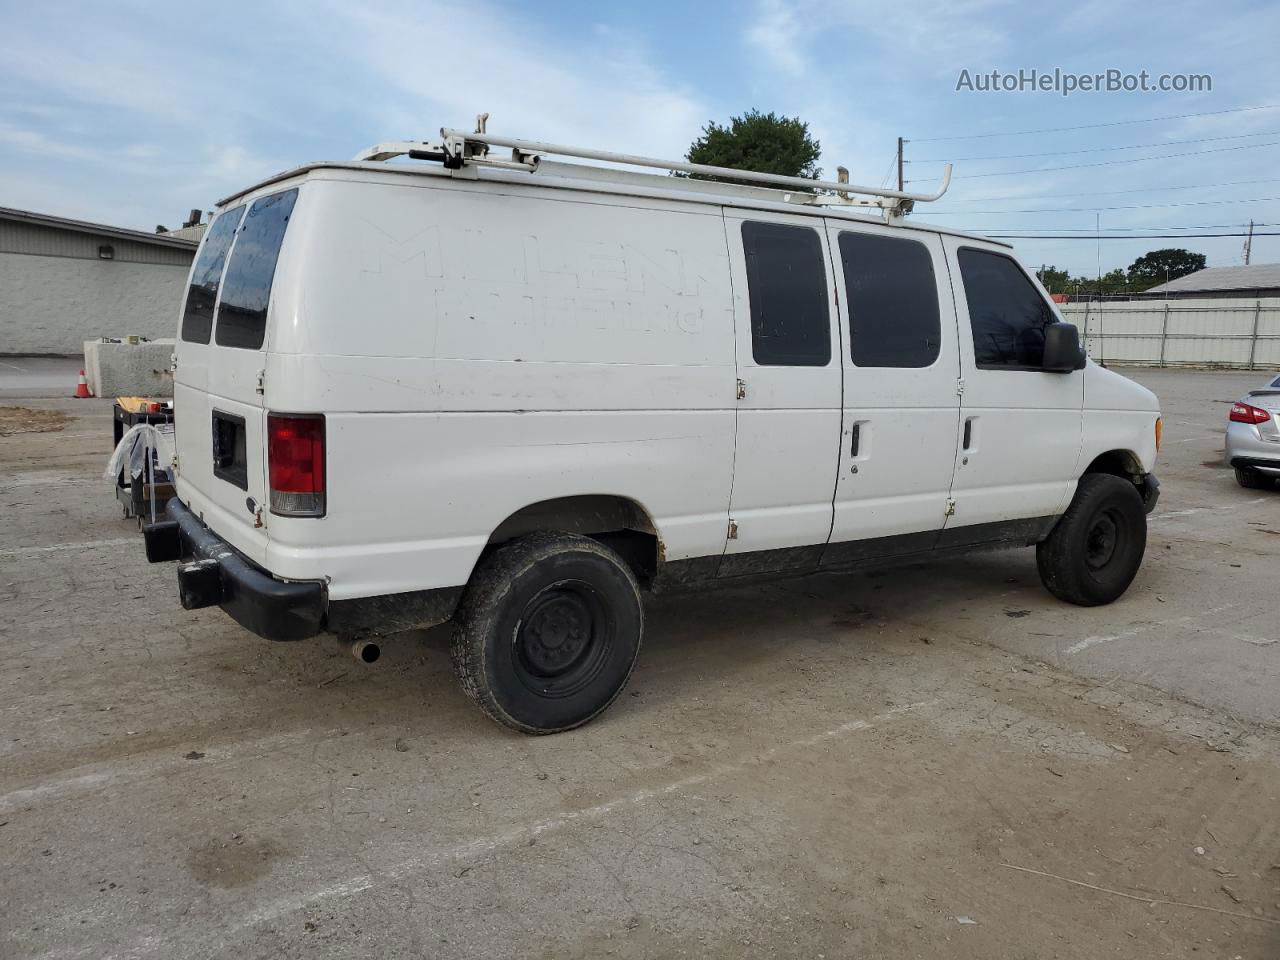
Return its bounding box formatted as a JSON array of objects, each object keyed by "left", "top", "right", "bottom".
[
  {"left": 0, "top": 252, "right": 187, "bottom": 355},
  {"left": 1060, "top": 297, "right": 1280, "bottom": 369}
]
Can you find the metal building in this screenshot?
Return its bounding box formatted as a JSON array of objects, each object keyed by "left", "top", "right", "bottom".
[
  {"left": 1141, "top": 262, "right": 1280, "bottom": 300},
  {"left": 0, "top": 207, "right": 199, "bottom": 355}
]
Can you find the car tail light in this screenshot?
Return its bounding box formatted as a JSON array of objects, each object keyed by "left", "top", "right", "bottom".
[
  {"left": 267, "top": 413, "right": 325, "bottom": 516},
  {"left": 1229, "top": 402, "right": 1272, "bottom": 425}
]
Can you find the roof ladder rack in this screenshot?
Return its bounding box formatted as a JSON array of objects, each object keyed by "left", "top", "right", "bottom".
[{"left": 354, "top": 116, "right": 952, "bottom": 219}]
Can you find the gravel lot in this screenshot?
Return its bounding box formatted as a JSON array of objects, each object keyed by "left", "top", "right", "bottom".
[{"left": 2, "top": 367, "right": 1278, "bottom": 959}]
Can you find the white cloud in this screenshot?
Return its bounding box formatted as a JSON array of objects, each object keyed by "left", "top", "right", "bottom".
[
  {"left": 0, "top": 0, "right": 709, "bottom": 228},
  {"left": 745, "top": 0, "right": 1014, "bottom": 82},
  {"left": 746, "top": 0, "right": 806, "bottom": 76},
  {"left": 303, "top": 0, "right": 707, "bottom": 159}
]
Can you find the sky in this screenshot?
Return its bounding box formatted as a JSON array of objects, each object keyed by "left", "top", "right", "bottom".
[{"left": 3, "top": 0, "right": 1280, "bottom": 279}]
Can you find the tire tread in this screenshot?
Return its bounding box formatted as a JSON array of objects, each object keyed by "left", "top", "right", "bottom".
[
  {"left": 1037, "top": 473, "right": 1146, "bottom": 607},
  {"left": 450, "top": 532, "right": 643, "bottom": 735}
]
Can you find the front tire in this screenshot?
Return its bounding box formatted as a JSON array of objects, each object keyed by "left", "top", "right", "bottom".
[
  {"left": 1037, "top": 474, "right": 1147, "bottom": 607},
  {"left": 450, "top": 532, "right": 643, "bottom": 735}
]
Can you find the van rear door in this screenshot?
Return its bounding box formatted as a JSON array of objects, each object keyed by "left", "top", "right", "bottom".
[
  {"left": 719, "top": 211, "right": 843, "bottom": 576},
  {"left": 173, "top": 188, "right": 299, "bottom": 565}
]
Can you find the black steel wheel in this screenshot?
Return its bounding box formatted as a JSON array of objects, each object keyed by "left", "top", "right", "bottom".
[
  {"left": 1037, "top": 473, "right": 1147, "bottom": 606},
  {"left": 451, "top": 532, "right": 643, "bottom": 734}
]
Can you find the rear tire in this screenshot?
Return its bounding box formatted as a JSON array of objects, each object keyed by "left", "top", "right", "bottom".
[
  {"left": 1036, "top": 474, "right": 1147, "bottom": 607},
  {"left": 450, "top": 532, "right": 643, "bottom": 735},
  {"left": 1234, "top": 466, "right": 1274, "bottom": 490}
]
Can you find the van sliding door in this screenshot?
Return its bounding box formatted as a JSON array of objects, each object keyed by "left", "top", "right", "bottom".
[
  {"left": 822, "top": 222, "right": 962, "bottom": 562},
  {"left": 719, "top": 212, "right": 843, "bottom": 577}
]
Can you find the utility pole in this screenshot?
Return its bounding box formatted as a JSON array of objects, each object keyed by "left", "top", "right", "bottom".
[
  {"left": 1096, "top": 213, "right": 1102, "bottom": 300},
  {"left": 1244, "top": 219, "right": 1254, "bottom": 265},
  {"left": 896, "top": 137, "right": 904, "bottom": 192}
]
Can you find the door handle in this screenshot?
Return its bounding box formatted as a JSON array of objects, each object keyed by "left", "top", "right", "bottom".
[{"left": 851, "top": 422, "right": 861, "bottom": 457}]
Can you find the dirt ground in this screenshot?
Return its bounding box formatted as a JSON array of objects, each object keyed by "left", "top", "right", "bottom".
[
  {"left": 0, "top": 405, "right": 69, "bottom": 437},
  {"left": 1, "top": 368, "right": 1279, "bottom": 959}
]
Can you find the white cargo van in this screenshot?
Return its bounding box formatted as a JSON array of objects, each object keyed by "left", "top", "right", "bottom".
[{"left": 144, "top": 125, "right": 1162, "bottom": 734}]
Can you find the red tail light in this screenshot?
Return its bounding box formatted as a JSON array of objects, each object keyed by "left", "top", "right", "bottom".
[
  {"left": 267, "top": 413, "right": 325, "bottom": 517},
  {"left": 1229, "top": 402, "right": 1273, "bottom": 425}
]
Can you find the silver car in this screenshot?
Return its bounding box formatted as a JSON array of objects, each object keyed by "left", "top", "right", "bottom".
[{"left": 1227, "top": 373, "right": 1280, "bottom": 489}]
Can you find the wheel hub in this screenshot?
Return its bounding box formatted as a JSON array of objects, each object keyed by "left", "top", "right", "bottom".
[
  {"left": 520, "top": 592, "right": 592, "bottom": 676},
  {"left": 1085, "top": 512, "right": 1120, "bottom": 570}
]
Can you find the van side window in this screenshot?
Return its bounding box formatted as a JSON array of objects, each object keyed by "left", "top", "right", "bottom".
[
  {"left": 957, "top": 248, "right": 1056, "bottom": 369},
  {"left": 180, "top": 206, "right": 244, "bottom": 344},
  {"left": 839, "top": 232, "right": 940, "bottom": 368},
  {"left": 215, "top": 189, "right": 299, "bottom": 350},
  {"left": 741, "top": 221, "right": 831, "bottom": 366}
]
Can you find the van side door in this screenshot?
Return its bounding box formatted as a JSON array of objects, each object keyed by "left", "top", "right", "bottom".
[
  {"left": 822, "top": 223, "right": 962, "bottom": 563},
  {"left": 942, "top": 239, "right": 1084, "bottom": 538},
  {"left": 719, "top": 212, "right": 843, "bottom": 576}
]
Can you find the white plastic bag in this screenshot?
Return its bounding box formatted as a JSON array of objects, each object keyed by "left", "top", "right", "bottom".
[{"left": 104, "top": 422, "right": 175, "bottom": 481}]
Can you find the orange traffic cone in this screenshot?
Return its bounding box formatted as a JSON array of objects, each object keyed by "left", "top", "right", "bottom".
[{"left": 73, "top": 369, "right": 92, "bottom": 399}]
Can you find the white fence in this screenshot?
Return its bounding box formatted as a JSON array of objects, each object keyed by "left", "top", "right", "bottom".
[{"left": 1058, "top": 297, "right": 1280, "bottom": 369}]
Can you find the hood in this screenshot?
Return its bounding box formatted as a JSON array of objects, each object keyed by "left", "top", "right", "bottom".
[{"left": 1084, "top": 361, "right": 1160, "bottom": 413}]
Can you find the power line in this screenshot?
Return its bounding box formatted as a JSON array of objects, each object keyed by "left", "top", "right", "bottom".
[
  {"left": 941, "top": 177, "right": 1280, "bottom": 203},
  {"left": 926, "top": 195, "right": 1280, "bottom": 215},
  {"left": 911, "top": 103, "right": 1280, "bottom": 142},
  {"left": 877, "top": 150, "right": 898, "bottom": 189},
  {"left": 984, "top": 231, "right": 1280, "bottom": 239},
  {"left": 945, "top": 139, "right": 1280, "bottom": 179},
  {"left": 948, "top": 223, "right": 1278, "bottom": 232},
  {"left": 911, "top": 129, "right": 1280, "bottom": 163}
]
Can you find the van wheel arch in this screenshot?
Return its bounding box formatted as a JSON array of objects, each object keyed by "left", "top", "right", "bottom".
[
  {"left": 1084, "top": 449, "right": 1143, "bottom": 480},
  {"left": 1082, "top": 449, "right": 1150, "bottom": 499},
  {"left": 480, "top": 495, "right": 662, "bottom": 588}
]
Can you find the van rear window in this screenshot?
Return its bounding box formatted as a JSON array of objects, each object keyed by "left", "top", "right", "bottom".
[
  {"left": 214, "top": 188, "right": 298, "bottom": 350},
  {"left": 839, "top": 231, "right": 940, "bottom": 368},
  {"left": 741, "top": 221, "right": 831, "bottom": 366},
  {"left": 180, "top": 206, "right": 244, "bottom": 344}
]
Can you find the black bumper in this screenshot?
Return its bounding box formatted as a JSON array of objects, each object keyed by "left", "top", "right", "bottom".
[
  {"left": 1230, "top": 456, "right": 1280, "bottom": 473},
  {"left": 143, "top": 498, "right": 326, "bottom": 641},
  {"left": 1141, "top": 472, "right": 1160, "bottom": 514}
]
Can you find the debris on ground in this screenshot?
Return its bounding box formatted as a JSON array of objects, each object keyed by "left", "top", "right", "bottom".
[{"left": 0, "top": 406, "right": 70, "bottom": 437}]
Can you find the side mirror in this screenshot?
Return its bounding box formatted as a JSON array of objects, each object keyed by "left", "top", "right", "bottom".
[{"left": 1042, "top": 322, "right": 1086, "bottom": 373}]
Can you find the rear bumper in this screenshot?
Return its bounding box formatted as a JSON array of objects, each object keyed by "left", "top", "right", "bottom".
[
  {"left": 1230, "top": 456, "right": 1280, "bottom": 476},
  {"left": 144, "top": 498, "right": 326, "bottom": 641},
  {"left": 1225, "top": 421, "right": 1280, "bottom": 470}
]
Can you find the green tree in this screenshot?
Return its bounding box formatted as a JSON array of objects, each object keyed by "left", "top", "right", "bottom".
[
  {"left": 1099, "top": 268, "right": 1129, "bottom": 295},
  {"left": 1036, "top": 265, "right": 1071, "bottom": 294},
  {"left": 684, "top": 110, "right": 822, "bottom": 187},
  {"left": 1126, "top": 248, "right": 1206, "bottom": 291}
]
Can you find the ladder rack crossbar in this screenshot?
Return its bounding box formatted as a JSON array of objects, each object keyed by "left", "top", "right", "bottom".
[
  {"left": 352, "top": 127, "right": 952, "bottom": 211},
  {"left": 436, "top": 128, "right": 952, "bottom": 205}
]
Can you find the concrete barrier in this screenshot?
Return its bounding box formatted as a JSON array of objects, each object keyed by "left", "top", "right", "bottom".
[{"left": 84, "top": 338, "right": 175, "bottom": 398}]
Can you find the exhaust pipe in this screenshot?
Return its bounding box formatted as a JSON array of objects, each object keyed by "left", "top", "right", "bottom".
[{"left": 351, "top": 640, "right": 380, "bottom": 664}]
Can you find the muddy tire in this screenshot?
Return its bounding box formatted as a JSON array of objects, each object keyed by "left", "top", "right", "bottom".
[
  {"left": 450, "top": 532, "right": 643, "bottom": 735},
  {"left": 1234, "top": 466, "right": 1274, "bottom": 490},
  {"left": 1036, "top": 474, "right": 1147, "bottom": 607}
]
